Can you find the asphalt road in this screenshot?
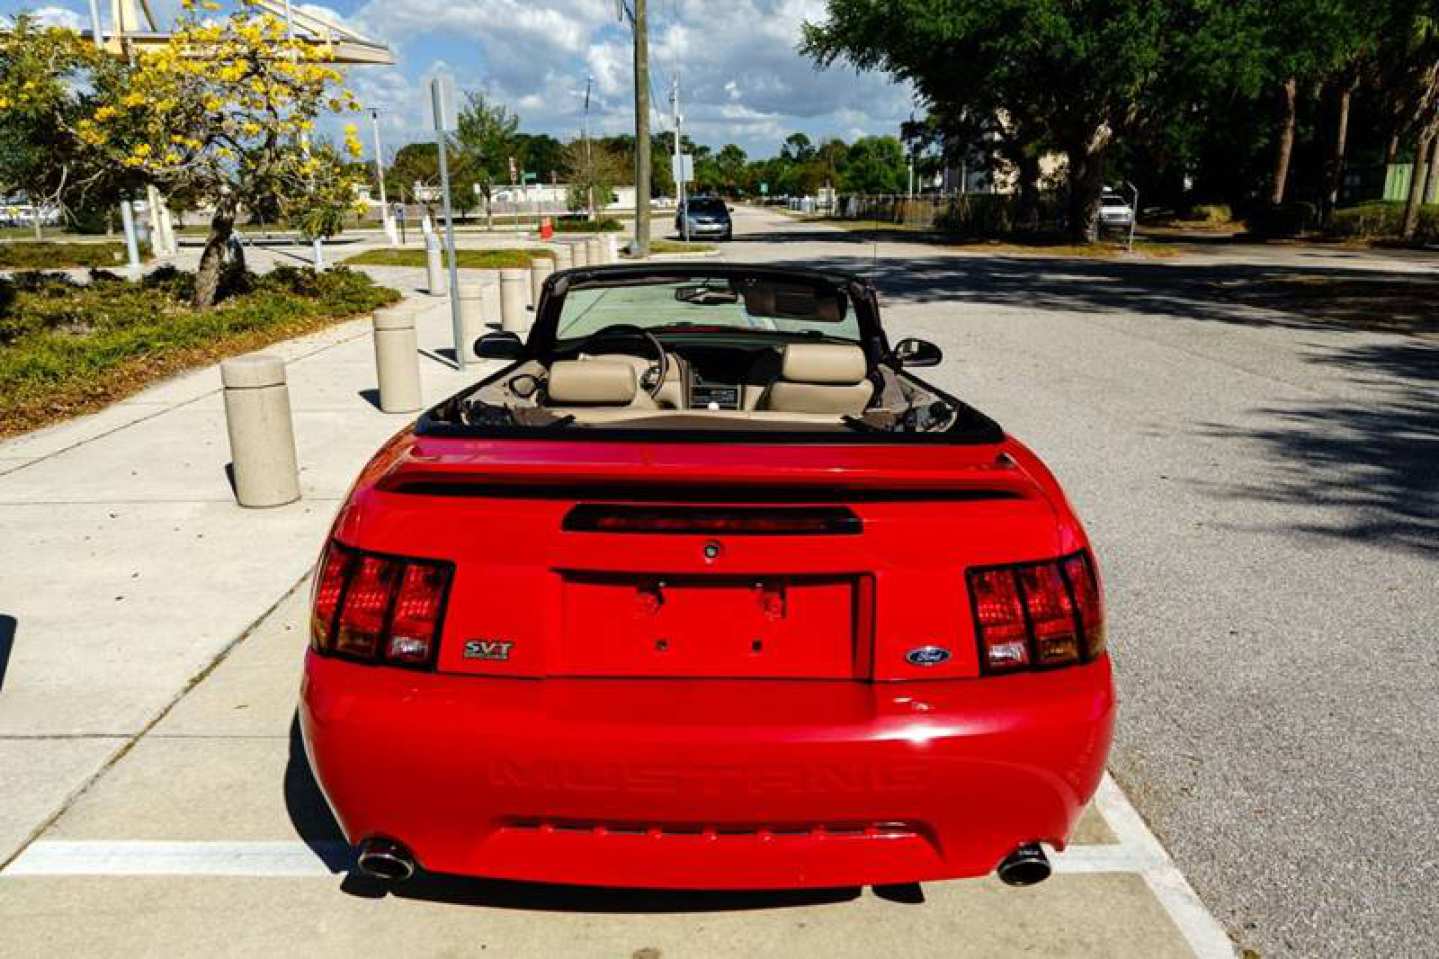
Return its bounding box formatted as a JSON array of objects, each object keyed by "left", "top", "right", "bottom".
[{"left": 714, "top": 206, "right": 1439, "bottom": 957}]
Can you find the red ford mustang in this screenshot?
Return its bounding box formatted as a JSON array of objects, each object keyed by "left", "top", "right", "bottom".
[{"left": 301, "top": 263, "right": 1114, "bottom": 890}]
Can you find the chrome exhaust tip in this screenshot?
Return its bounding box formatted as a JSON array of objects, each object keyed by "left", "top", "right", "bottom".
[
  {"left": 996, "top": 843, "right": 1051, "bottom": 886},
  {"left": 355, "top": 837, "right": 416, "bottom": 883}
]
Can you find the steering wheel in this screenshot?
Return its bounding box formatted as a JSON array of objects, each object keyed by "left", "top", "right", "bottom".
[{"left": 573, "top": 323, "right": 669, "bottom": 398}]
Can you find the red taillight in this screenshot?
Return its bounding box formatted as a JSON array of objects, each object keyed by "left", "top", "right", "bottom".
[
  {"left": 967, "top": 551, "right": 1105, "bottom": 674},
  {"left": 308, "top": 541, "right": 452, "bottom": 669}
]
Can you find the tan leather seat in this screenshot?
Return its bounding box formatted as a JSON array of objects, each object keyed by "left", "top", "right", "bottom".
[
  {"left": 759, "top": 343, "right": 872, "bottom": 415},
  {"left": 546, "top": 360, "right": 657, "bottom": 409}
]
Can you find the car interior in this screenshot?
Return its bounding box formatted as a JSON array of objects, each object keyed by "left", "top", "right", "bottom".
[{"left": 448, "top": 274, "right": 962, "bottom": 434}]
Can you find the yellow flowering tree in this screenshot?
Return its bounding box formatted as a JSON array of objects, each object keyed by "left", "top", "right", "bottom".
[
  {"left": 0, "top": 15, "right": 132, "bottom": 238},
  {"left": 81, "top": 0, "right": 366, "bottom": 307}
]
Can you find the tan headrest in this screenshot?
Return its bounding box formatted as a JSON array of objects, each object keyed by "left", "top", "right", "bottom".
[
  {"left": 780, "top": 343, "right": 867, "bottom": 385},
  {"left": 546, "top": 360, "right": 638, "bottom": 405}
]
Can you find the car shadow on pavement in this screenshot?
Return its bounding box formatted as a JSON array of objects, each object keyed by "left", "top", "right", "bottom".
[
  {"left": 283, "top": 714, "right": 353, "bottom": 872},
  {"left": 0, "top": 614, "right": 14, "bottom": 693},
  {"left": 378, "top": 873, "right": 862, "bottom": 913}
]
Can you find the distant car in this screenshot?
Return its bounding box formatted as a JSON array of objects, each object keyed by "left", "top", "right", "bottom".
[
  {"left": 1099, "top": 190, "right": 1135, "bottom": 229},
  {"left": 301, "top": 262, "right": 1114, "bottom": 891},
  {"left": 675, "top": 196, "right": 733, "bottom": 240}
]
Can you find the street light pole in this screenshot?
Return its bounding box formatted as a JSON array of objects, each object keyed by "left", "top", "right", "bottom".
[{"left": 369, "top": 108, "right": 394, "bottom": 246}]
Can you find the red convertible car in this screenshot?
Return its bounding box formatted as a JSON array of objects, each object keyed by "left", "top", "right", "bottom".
[{"left": 301, "top": 263, "right": 1114, "bottom": 890}]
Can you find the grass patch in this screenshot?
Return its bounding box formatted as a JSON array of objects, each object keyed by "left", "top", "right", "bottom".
[
  {"left": 342, "top": 247, "right": 555, "bottom": 269},
  {"left": 1, "top": 240, "right": 148, "bottom": 270},
  {"left": 643, "top": 239, "right": 717, "bottom": 254},
  {"left": 0, "top": 266, "right": 399, "bottom": 436}
]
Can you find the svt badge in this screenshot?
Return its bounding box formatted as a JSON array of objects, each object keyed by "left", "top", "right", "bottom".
[
  {"left": 905, "top": 645, "right": 951, "bottom": 667},
  {"left": 464, "top": 639, "right": 514, "bottom": 661}
]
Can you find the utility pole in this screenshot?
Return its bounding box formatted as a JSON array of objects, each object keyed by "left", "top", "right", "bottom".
[
  {"left": 582, "top": 75, "right": 595, "bottom": 221},
  {"left": 628, "top": 0, "right": 651, "bottom": 257},
  {"left": 671, "top": 76, "right": 688, "bottom": 242}
]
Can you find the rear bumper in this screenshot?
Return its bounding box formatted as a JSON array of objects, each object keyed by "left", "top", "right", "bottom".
[{"left": 301, "top": 655, "right": 1114, "bottom": 889}]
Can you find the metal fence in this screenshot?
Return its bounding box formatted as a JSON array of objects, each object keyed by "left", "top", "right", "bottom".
[{"left": 796, "top": 192, "right": 1066, "bottom": 236}]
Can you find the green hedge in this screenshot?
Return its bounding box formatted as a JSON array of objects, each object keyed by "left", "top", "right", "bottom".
[
  {"left": 1327, "top": 201, "right": 1439, "bottom": 244},
  {"left": 0, "top": 266, "right": 398, "bottom": 434},
  {"left": 553, "top": 217, "right": 624, "bottom": 233}
]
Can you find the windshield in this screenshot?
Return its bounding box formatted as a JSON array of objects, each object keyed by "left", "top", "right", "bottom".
[
  {"left": 685, "top": 198, "right": 727, "bottom": 215},
  {"left": 555, "top": 277, "right": 861, "bottom": 343}
]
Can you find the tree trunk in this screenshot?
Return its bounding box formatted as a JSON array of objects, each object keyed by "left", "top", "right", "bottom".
[
  {"left": 485, "top": 190, "right": 494, "bottom": 231},
  {"left": 1322, "top": 81, "right": 1354, "bottom": 225},
  {"left": 1401, "top": 131, "right": 1434, "bottom": 241},
  {"left": 1270, "top": 77, "right": 1298, "bottom": 206},
  {"left": 1424, "top": 136, "right": 1439, "bottom": 205},
  {"left": 193, "top": 201, "right": 236, "bottom": 310},
  {"left": 1066, "top": 142, "right": 1107, "bottom": 243},
  {"left": 1385, "top": 133, "right": 1400, "bottom": 165},
  {"left": 32, "top": 214, "right": 43, "bottom": 241}
]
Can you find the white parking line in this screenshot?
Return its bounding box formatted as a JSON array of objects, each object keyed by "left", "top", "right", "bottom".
[
  {"left": 2, "top": 841, "right": 348, "bottom": 877},
  {"left": 1, "top": 776, "right": 1234, "bottom": 959},
  {"left": 1090, "top": 775, "right": 1236, "bottom": 959}
]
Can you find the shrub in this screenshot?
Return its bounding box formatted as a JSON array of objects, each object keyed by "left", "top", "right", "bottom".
[
  {"left": 1189, "top": 204, "right": 1234, "bottom": 226},
  {"left": 1327, "top": 201, "right": 1439, "bottom": 245},
  {"left": 0, "top": 266, "right": 398, "bottom": 434},
  {"left": 552, "top": 217, "right": 623, "bottom": 233}
]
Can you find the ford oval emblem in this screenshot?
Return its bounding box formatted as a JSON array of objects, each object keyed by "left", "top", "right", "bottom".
[{"left": 906, "top": 645, "right": 951, "bottom": 667}]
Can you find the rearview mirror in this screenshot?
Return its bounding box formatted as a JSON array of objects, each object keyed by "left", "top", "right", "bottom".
[
  {"left": 892, "top": 338, "right": 942, "bottom": 368},
  {"left": 474, "top": 331, "right": 524, "bottom": 360}
]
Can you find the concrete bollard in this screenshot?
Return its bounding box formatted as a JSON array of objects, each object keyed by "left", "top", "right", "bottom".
[
  {"left": 499, "top": 269, "right": 528, "bottom": 333},
  {"left": 586, "top": 236, "right": 604, "bottom": 267},
  {"left": 221, "top": 354, "right": 300, "bottom": 508},
  {"left": 552, "top": 243, "right": 573, "bottom": 271},
  {"left": 371, "top": 308, "right": 422, "bottom": 413},
  {"left": 603, "top": 234, "right": 619, "bottom": 263},
  {"left": 571, "top": 239, "right": 589, "bottom": 268},
  {"left": 425, "top": 234, "right": 446, "bottom": 296},
  {"left": 481, "top": 281, "right": 501, "bottom": 332},
  {"left": 531, "top": 257, "right": 554, "bottom": 305},
  {"left": 457, "top": 282, "right": 487, "bottom": 349}
]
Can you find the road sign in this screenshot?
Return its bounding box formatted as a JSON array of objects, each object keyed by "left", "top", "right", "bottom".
[
  {"left": 671, "top": 153, "right": 693, "bottom": 184},
  {"left": 429, "top": 74, "right": 457, "bottom": 132},
  {"left": 759, "top": 182, "right": 768, "bottom": 195}
]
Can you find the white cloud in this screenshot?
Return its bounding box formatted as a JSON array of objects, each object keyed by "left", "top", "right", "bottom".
[
  {"left": 29, "top": 5, "right": 84, "bottom": 29},
  {"left": 0, "top": 0, "right": 912, "bottom": 159}
]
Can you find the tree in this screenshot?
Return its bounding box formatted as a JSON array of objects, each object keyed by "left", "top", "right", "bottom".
[
  {"left": 454, "top": 92, "right": 520, "bottom": 229},
  {"left": 563, "top": 139, "right": 622, "bottom": 217},
  {"left": 387, "top": 141, "right": 440, "bottom": 211},
  {"left": 0, "top": 15, "right": 129, "bottom": 238},
  {"left": 79, "top": 0, "right": 364, "bottom": 307},
  {"left": 805, "top": 0, "right": 1185, "bottom": 241},
  {"left": 713, "top": 144, "right": 748, "bottom": 194},
  {"left": 781, "top": 132, "right": 815, "bottom": 164},
  {"left": 839, "top": 136, "right": 905, "bottom": 193},
  {"left": 514, "top": 132, "right": 565, "bottom": 183}
]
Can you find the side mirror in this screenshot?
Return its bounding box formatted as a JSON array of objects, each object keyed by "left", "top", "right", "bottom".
[
  {"left": 892, "top": 337, "right": 942, "bottom": 368},
  {"left": 474, "top": 331, "right": 524, "bottom": 360}
]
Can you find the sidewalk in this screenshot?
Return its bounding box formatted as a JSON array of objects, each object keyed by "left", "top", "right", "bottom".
[{"left": 0, "top": 285, "right": 487, "bottom": 864}]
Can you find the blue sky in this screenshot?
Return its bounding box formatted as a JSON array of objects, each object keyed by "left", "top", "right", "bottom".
[{"left": 6, "top": 0, "right": 915, "bottom": 164}]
